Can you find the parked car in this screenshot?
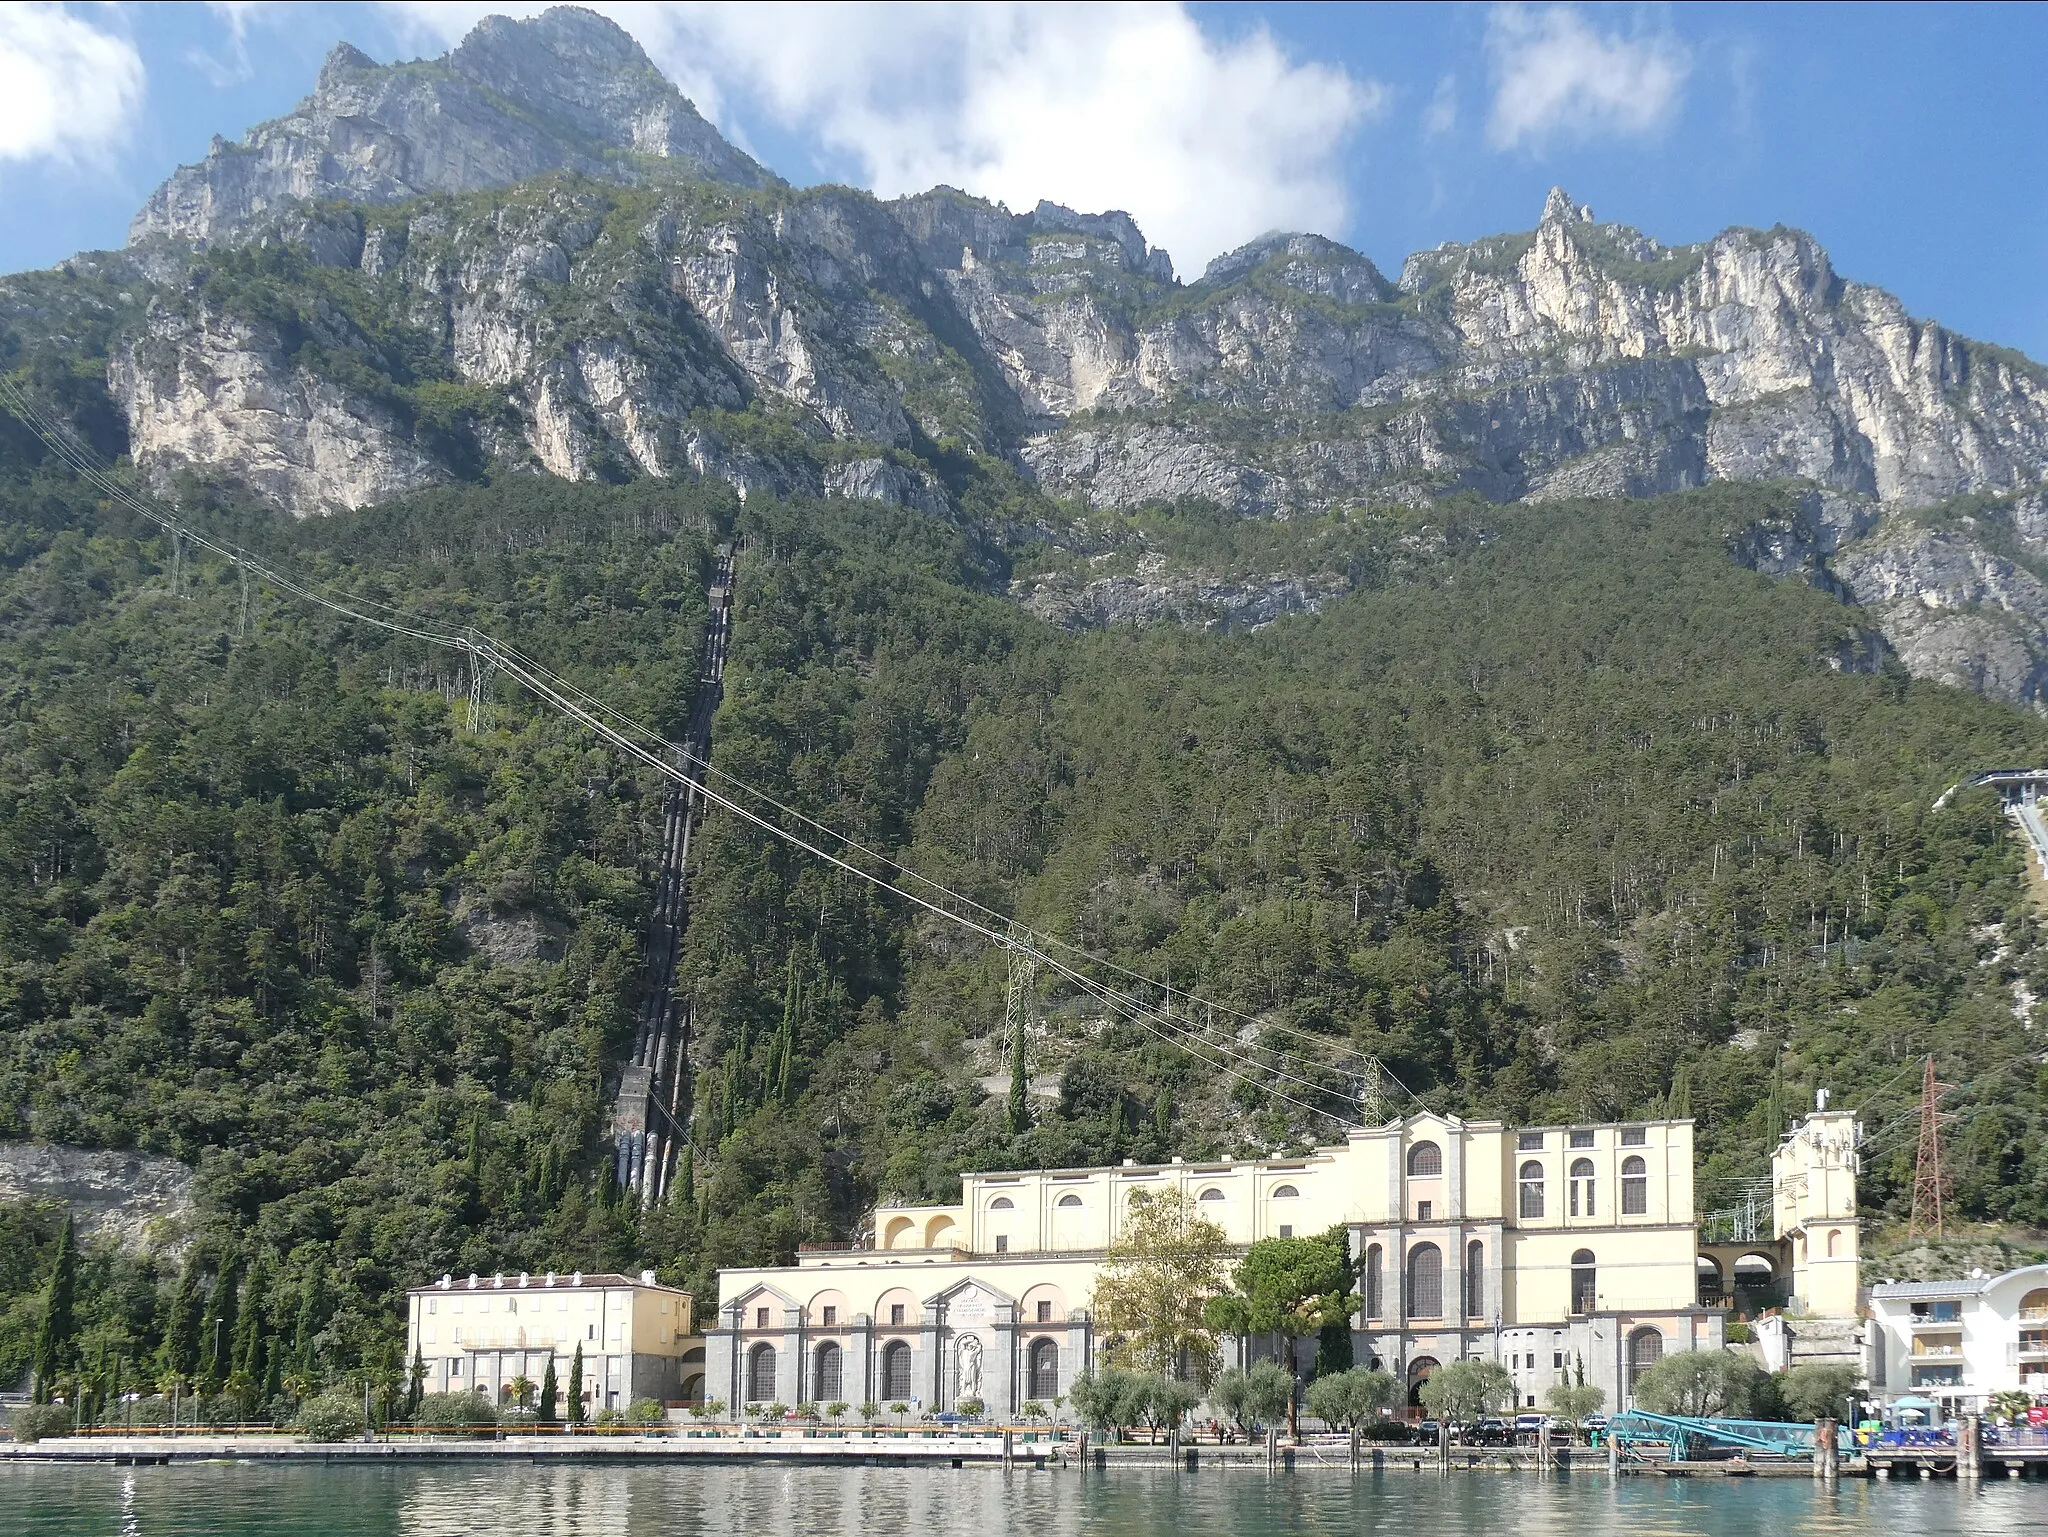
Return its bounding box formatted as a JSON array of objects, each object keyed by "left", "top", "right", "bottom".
[
  {"left": 1417, "top": 1420, "right": 1444, "bottom": 1444},
  {"left": 1471, "top": 1417, "right": 1511, "bottom": 1446},
  {"left": 1513, "top": 1413, "right": 1547, "bottom": 1443}
]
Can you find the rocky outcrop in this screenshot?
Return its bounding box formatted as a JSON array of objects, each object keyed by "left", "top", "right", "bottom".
[
  {"left": 131, "top": 8, "right": 768, "bottom": 246},
  {"left": 1019, "top": 553, "right": 1349, "bottom": 632},
  {"left": 0, "top": 1141, "right": 193, "bottom": 1250}
]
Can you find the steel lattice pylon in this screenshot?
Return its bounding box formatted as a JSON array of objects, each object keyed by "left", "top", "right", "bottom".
[{"left": 1910, "top": 1055, "right": 1949, "bottom": 1238}]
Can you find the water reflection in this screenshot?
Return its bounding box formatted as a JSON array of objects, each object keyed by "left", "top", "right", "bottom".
[{"left": 0, "top": 1463, "right": 2039, "bottom": 1537}]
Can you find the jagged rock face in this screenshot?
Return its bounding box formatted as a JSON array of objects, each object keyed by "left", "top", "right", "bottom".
[
  {"left": 130, "top": 7, "right": 767, "bottom": 246},
  {"left": 110, "top": 299, "right": 451, "bottom": 515}
]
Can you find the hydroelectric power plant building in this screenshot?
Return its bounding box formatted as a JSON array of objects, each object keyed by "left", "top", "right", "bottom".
[{"left": 706, "top": 1106, "right": 1862, "bottom": 1417}]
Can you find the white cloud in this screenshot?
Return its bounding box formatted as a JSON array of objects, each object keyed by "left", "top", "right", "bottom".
[
  {"left": 379, "top": 2, "right": 1381, "bottom": 273},
  {"left": 1485, "top": 4, "right": 1688, "bottom": 150},
  {"left": 0, "top": 3, "right": 146, "bottom": 165},
  {"left": 186, "top": 2, "right": 272, "bottom": 88},
  {"left": 1422, "top": 74, "right": 1458, "bottom": 139}
]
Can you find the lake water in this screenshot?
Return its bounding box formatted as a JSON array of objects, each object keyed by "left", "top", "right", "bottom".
[{"left": 0, "top": 1464, "right": 2039, "bottom": 1537}]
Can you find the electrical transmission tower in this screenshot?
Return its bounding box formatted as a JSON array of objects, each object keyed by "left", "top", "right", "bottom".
[{"left": 1910, "top": 1055, "right": 1949, "bottom": 1238}]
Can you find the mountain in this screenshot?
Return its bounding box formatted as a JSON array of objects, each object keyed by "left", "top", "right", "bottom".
[
  {"left": 3, "top": 4, "right": 2048, "bottom": 1406},
  {"left": 131, "top": 9, "right": 769, "bottom": 247}
]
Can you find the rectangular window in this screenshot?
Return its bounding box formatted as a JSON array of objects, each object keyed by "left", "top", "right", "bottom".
[
  {"left": 890, "top": 1304, "right": 905, "bottom": 1325},
  {"left": 1553, "top": 1352, "right": 1563, "bottom": 1369},
  {"left": 1620, "top": 1127, "right": 1647, "bottom": 1146},
  {"left": 756, "top": 1307, "right": 769, "bottom": 1328},
  {"left": 1278, "top": 1224, "right": 1293, "bottom": 1239},
  {"left": 1037, "top": 1301, "right": 1053, "bottom": 1323},
  {"left": 1569, "top": 1130, "right": 1594, "bottom": 1149},
  {"left": 1518, "top": 1132, "right": 1544, "bottom": 1151},
  {"left": 1417, "top": 1201, "right": 1432, "bottom": 1221},
  {"left": 995, "top": 1235, "right": 1009, "bottom": 1253},
  {"left": 450, "top": 1360, "right": 461, "bottom": 1378},
  {"left": 427, "top": 1299, "right": 437, "bottom": 1315},
  {"left": 822, "top": 1306, "right": 837, "bottom": 1327}
]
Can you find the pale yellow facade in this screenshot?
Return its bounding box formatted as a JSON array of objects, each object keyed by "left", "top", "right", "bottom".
[
  {"left": 711, "top": 1111, "right": 1737, "bottom": 1417},
  {"left": 1772, "top": 1107, "right": 1862, "bottom": 1317},
  {"left": 405, "top": 1268, "right": 702, "bottom": 1411}
]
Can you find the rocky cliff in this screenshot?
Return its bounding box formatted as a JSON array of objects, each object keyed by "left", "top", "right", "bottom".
[
  {"left": 131, "top": 8, "right": 768, "bottom": 247},
  {"left": 8, "top": 5, "right": 2048, "bottom": 705}
]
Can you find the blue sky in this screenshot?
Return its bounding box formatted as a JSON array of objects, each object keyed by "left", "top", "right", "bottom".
[{"left": 4, "top": 3, "right": 2046, "bottom": 360}]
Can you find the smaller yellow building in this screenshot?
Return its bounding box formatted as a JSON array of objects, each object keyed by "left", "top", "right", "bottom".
[
  {"left": 405, "top": 1269, "right": 702, "bottom": 1412},
  {"left": 1772, "top": 1103, "right": 1861, "bottom": 1317}
]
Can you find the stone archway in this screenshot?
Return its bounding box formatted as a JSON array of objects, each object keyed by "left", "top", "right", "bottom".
[{"left": 1408, "top": 1355, "right": 1440, "bottom": 1409}]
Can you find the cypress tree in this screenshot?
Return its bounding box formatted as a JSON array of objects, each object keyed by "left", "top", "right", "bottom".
[
  {"left": 162, "top": 1249, "right": 202, "bottom": 1381},
  {"left": 540, "top": 1357, "right": 560, "bottom": 1423},
  {"left": 293, "top": 1262, "right": 328, "bottom": 1376},
  {"left": 1669, "top": 1063, "right": 1692, "bottom": 1120},
  {"left": 1108, "top": 1095, "right": 1127, "bottom": 1157},
  {"left": 201, "top": 1252, "right": 240, "bottom": 1396},
  {"left": 1006, "top": 1012, "right": 1030, "bottom": 1136},
  {"left": 235, "top": 1258, "right": 269, "bottom": 1394},
  {"left": 567, "top": 1343, "right": 585, "bottom": 1425},
  {"left": 30, "top": 1214, "right": 77, "bottom": 1403},
  {"left": 1152, "top": 1088, "right": 1171, "bottom": 1141},
  {"left": 676, "top": 1144, "right": 695, "bottom": 1210},
  {"left": 406, "top": 1347, "right": 426, "bottom": 1420}
]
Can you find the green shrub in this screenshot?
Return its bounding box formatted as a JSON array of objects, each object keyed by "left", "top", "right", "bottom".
[
  {"left": 295, "top": 1390, "right": 364, "bottom": 1443},
  {"left": 9, "top": 1403, "right": 75, "bottom": 1443},
  {"left": 415, "top": 1391, "right": 497, "bottom": 1428},
  {"left": 626, "top": 1399, "right": 666, "bottom": 1426}
]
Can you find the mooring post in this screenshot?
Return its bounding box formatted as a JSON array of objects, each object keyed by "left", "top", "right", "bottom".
[
  {"left": 1962, "top": 1416, "right": 1982, "bottom": 1482},
  {"left": 1349, "top": 1424, "right": 1360, "bottom": 1470},
  {"left": 1003, "top": 1429, "right": 1014, "bottom": 1469},
  {"left": 1267, "top": 1427, "right": 1279, "bottom": 1472},
  {"left": 1814, "top": 1418, "right": 1838, "bottom": 1484},
  {"left": 1438, "top": 1420, "right": 1450, "bottom": 1473},
  {"left": 1607, "top": 1431, "right": 1620, "bottom": 1478}
]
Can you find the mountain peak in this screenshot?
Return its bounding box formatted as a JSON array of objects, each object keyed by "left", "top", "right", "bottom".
[
  {"left": 130, "top": 6, "right": 769, "bottom": 246},
  {"left": 1541, "top": 186, "right": 1593, "bottom": 227}
]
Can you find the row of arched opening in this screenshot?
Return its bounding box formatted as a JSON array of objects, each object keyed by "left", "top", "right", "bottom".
[
  {"left": 1362, "top": 1243, "right": 1601, "bottom": 1318},
  {"left": 1516, "top": 1159, "right": 1650, "bottom": 1219},
  {"left": 744, "top": 1338, "right": 1062, "bottom": 1403}
]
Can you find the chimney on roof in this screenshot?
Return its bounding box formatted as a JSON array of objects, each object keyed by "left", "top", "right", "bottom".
[
  {"left": 492, "top": 1272, "right": 504, "bottom": 1288},
  {"left": 438, "top": 1274, "right": 451, "bottom": 1290},
  {"left": 572, "top": 1271, "right": 583, "bottom": 1286},
  {"left": 545, "top": 1271, "right": 557, "bottom": 1287},
  {"left": 467, "top": 1273, "right": 479, "bottom": 1289},
  {"left": 641, "top": 1269, "right": 657, "bottom": 1285},
  {"left": 518, "top": 1272, "right": 529, "bottom": 1287}
]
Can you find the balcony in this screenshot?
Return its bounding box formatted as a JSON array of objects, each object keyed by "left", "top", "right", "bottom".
[{"left": 1908, "top": 1344, "right": 1963, "bottom": 1361}]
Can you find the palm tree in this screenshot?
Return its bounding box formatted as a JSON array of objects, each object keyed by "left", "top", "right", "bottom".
[{"left": 507, "top": 1375, "right": 536, "bottom": 1417}]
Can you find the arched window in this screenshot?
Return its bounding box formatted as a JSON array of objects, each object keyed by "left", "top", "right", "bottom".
[
  {"left": 1570, "top": 1250, "right": 1596, "bottom": 1315},
  {"left": 1465, "top": 1240, "right": 1485, "bottom": 1319},
  {"left": 747, "top": 1343, "right": 777, "bottom": 1403},
  {"left": 1621, "top": 1156, "right": 1647, "bottom": 1216},
  {"left": 1057, "top": 1193, "right": 1083, "bottom": 1208},
  {"left": 1198, "top": 1188, "right": 1225, "bottom": 1202},
  {"left": 1627, "top": 1327, "right": 1663, "bottom": 1395},
  {"left": 1271, "top": 1184, "right": 1300, "bottom": 1199},
  {"left": 1408, "top": 1242, "right": 1444, "bottom": 1318},
  {"left": 1518, "top": 1161, "right": 1545, "bottom": 1219},
  {"left": 1407, "top": 1142, "right": 1442, "bottom": 1178},
  {"left": 990, "top": 1196, "right": 1014, "bottom": 1210},
  {"left": 1029, "top": 1337, "right": 1060, "bottom": 1400},
  {"left": 1826, "top": 1229, "right": 1840, "bottom": 1258},
  {"left": 1569, "top": 1158, "right": 1595, "bottom": 1217},
  {"left": 814, "top": 1342, "right": 843, "bottom": 1402},
  {"left": 2023, "top": 1288, "right": 2048, "bottom": 1320},
  {"left": 880, "top": 1340, "right": 913, "bottom": 1401},
  {"left": 1364, "top": 1244, "right": 1383, "bottom": 1318},
  {"left": 1407, "top": 1356, "right": 1439, "bottom": 1408}
]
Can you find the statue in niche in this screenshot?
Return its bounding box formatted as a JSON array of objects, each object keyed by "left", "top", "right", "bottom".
[{"left": 956, "top": 1333, "right": 983, "bottom": 1400}]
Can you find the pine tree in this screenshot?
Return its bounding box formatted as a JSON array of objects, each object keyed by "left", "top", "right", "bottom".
[
  {"left": 30, "top": 1214, "right": 77, "bottom": 1404},
  {"left": 162, "top": 1249, "right": 202, "bottom": 1381},
  {"left": 540, "top": 1357, "right": 560, "bottom": 1423},
  {"left": 567, "top": 1343, "right": 585, "bottom": 1425}
]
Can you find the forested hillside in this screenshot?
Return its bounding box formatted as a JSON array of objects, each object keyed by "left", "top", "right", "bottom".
[{"left": 1, "top": 392, "right": 2046, "bottom": 1402}]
